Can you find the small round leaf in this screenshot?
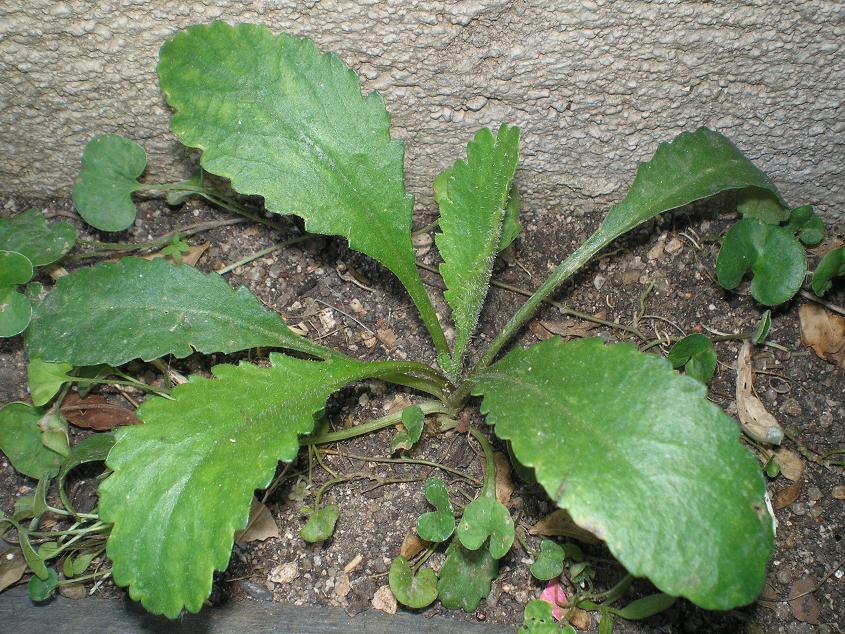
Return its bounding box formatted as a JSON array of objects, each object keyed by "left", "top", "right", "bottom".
[
  {"left": 668, "top": 334, "right": 717, "bottom": 385},
  {"left": 0, "top": 250, "right": 33, "bottom": 286},
  {"left": 388, "top": 556, "right": 437, "bottom": 609},
  {"left": 415, "top": 477, "right": 455, "bottom": 543},
  {"left": 0, "top": 286, "right": 32, "bottom": 338},
  {"left": 530, "top": 539, "right": 566, "bottom": 581},
  {"left": 300, "top": 504, "right": 339, "bottom": 543},
  {"left": 456, "top": 495, "right": 514, "bottom": 559}
]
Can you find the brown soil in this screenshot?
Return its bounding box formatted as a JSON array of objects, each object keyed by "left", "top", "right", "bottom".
[{"left": 1, "top": 192, "right": 843, "bottom": 633}]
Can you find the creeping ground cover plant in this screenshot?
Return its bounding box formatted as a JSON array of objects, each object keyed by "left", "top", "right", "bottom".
[{"left": 1, "top": 20, "right": 837, "bottom": 629}]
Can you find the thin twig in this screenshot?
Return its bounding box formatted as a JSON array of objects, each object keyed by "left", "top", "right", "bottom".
[{"left": 800, "top": 290, "right": 845, "bottom": 316}]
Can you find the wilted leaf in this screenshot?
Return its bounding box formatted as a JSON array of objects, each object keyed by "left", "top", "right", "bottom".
[
  {"left": 0, "top": 403, "right": 62, "bottom": 478},
  {"left": 300, "top": 505, "right": 339, "bottom": 543},
  {"left": 474, "top": 337, "right": 773, "bottom": 610},
  {"left": 235, "top": 497, "right": 280, "bottom": 544},
  {"left": 527, "top": 509, "right": 601, "bottom": 544},
  {"left": 788, "top": 576, "right": 821, "bottom": 625},
  {"left": 537, "top": 318, "right": 599, "bottom": 340},
  {"left": 538, "top": 579, "right": 568, "bottom": 622},
  {"left": 530, "top": 539, "right": 566, "bottom": 581},
  {"left": 27, "top": 359, "right": 72, "bottom": 407},
  {"left": 799, "top": 303, "right": 845, "bottom": 367},
  {"left": 388, "top": 556, "right": 437, "bottom": 609},
  {"left": 736, "top": 340, "right": 784, "bottom": 445},
  {"left": 668, "top": 334, "right": 716, "bottom": 384},
  {"left": 416, "top": 477, "right": 455, "bottom": 543},
  {"left": 390, "top": 405, "right": 424, "bottom": 453},
  {"left": 60, "top": 393, "right": 141, "bottom": 430},
  {"left": 38, "top": 410, "right": 69, "bottom": 457},
  {"left": 773, "top": 480, "right": 802, "bottom": 510},
  {"left": 72, "top": 134, "right": 146, "bottom": 231},
  {"left": 811, "top": 246, "right": 845, "bottom": 297},
  {"left": 0, "top": 209, "right": 76, "bottom": 266},
  {"left": 399, "top": 532, "right": 430, "bottom": 560},
  {"left": 0, "top": 549, "right": 27, "bottom": 592},
  {"left": 27, "top": 257, "right": 329, "bottom": 366},
  {"left": 716, "top": 218, "right": 806, "bottom": 306},
  {"left": 435, "top": 124, "right": 520, "bottom": 374},
  {"left": 773, "top": 447, "right": 804, "bottom": 482},
  {"left": 436, "top": 541, "right": 498, "bottom": 612}
]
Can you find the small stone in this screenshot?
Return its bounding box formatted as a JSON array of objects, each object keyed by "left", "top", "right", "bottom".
[
  {"left": 621, "top": 268, "right": 640, "bottom": 285},
  {"left": 776, "top": 569, "right": 792, "bottom": 585},
  {"left": 832, "top": 485, "right": 845, "bottom": 500},
  {"left": 807, "top": 486, "right": 822, "bottom": 502},
  {"left": 782, "top": 398, "right": 802, "bottom": 417},
  {"left": 665, "top": 237, "right": 683, "bottom": 254},
  {"left": 372, "top": 585, "right": 397, "bottom": 614},
  {"left": 592, "top": 274, "right": 605, "bottom": 290},
  {"left": 790, "top": 501, "right": 808, "bottom": 516},
  {"left": 268, "top": 561, "right": 299, "bottom": 584},
  {"left": 568, "top": 607, "right": 592, "bottom": 630},
  {"left": 647, "top": 241, "right": 665, "bottom": 261},
  {"left": 412, "top": 232, "right": 433, "bottom": 256},
  {"left": 334, "top": 573, "right": 352, "bottom": 598},
  {"left": 239, "top": 579, "right": 273, "bottom": 601},
  {"left": 349, "top": 298, "right": 366, "bottom": 315},
  {"left": 376, "top": 328, "right": 398, "bottom": 349}
]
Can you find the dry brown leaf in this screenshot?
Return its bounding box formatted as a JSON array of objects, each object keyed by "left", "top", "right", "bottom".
[
  {"left": 528, "top": 509, "right": 601, "bottom": 544},
  {"left": 385, "top": 394, "right": 413, "bottom": 415},
  {"left": 61, "top": 393, "right": 141, "bottom": 430},
  {"left": 268, "top": 561, "right": 298, "bottom": 584},
  {"left": 142, "top": 243, "right": 209, "bottom": 267},
  {"left": 493, "top": 451, "right": 514, "bottom": 507},
  {"left": 376, "top": 328, "right": 398, "bottom": 349},
  {"left": 0, "top": 549, "right": 26, "bottom": 592},
  {"left": 799, "top": 303, "right": 845, "bottom": 367},
  {"left": 235, "top": 497, "right": 280, "bottom": 544},
  {"left": 568, "top": 606, "right": 592, "bottom": 630},
  {"left": 528, "top": 320, "right": 553, "bottom": 341},
  {"left": 773, "top": 447, "right": 804, "bottom": 482},
  {"left": 773, "top": 480, "right": 802, "bottom": 510},
  {"left": 539, "top": 318, "right": 600, "bottom": 339},
  {"left": 334, "top": 573, "right": 352, "bottom": 598},
  {"left": 58, "top": 583, "right": 87, "bottom": 600},
  {"left": 788, "top": 575, "right": 821, "bottom": 624},
  {"left": 372, "top": 584, "right": 397, "bottom": 614},
  {"left": 735, "top": 341, "right": 784, "bottom": 445},
  {"left": 399, "top": 532, "right": 429, "bottom": 560}
]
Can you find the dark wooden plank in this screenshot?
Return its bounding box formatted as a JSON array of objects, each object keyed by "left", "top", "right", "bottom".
[{"left": 0, "top": 586, "right": 512, "bottom": 633}]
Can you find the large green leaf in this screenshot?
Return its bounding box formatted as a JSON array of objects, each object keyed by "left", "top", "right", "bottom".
[
  {"left": 99, "top": 353, "right": 397, "bottom": 617},
  {"left": 157, "top": 22, "right": 446, "bottom": 356},
  {"left": 0, "top": 403, "right": 62, "bottom": 479},
  {"left": 715, "top": 218, "right": 806, "bottom": 306},
  {"left": 26, "top": 257, "right": 328, "bottom": 366},
  {"left": 0, "top": 209, "right": 76, "bottom": 266},
  {"left": 436, "top": 541, "right": 498, "bottom": 612},
  {"left": 600, "top": 128, "right": 782, "bottom": 242},
  {"left": 473, "top": 337, "right": 773, "bottom": 610},
  {"left": 72, "top": 134, "right": 147, "bottom": 232},
  {"left": 435, "top": 124, "right": 520, "bottom": 374}
]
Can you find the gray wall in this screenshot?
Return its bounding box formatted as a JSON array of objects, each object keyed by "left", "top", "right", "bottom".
[{"left": 1, "top": 1, "right": 843, "bottom": 220}]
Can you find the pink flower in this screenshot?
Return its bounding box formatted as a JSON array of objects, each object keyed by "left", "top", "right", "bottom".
[{"left": 538, "top": 579, "right": 568, "bottom": 622}]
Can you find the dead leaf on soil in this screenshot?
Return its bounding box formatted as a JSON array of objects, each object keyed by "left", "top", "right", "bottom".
[
  {"left": 372, "top": 584, "right": 397, "bottom": 614},
  {"left": 568, "top": 606, "right": 592, "bottom": 630},
  {"left": 268, "top": 561, "right": 299, "bottom": 584},
  {"left": 788, "top": 575, "right": 821, "bottom": 624},
  {"left": 799, "top": 303, "right": 845, "bottom": 367},
  {"left": 493, "top": 451, "right": 513, "bottom": 507},
  {"left": 0, "top": 549, "right": 26, "bottom": 592},
  {"left": 58, "top": 583, "right": 87, "bottom": 600},
  {"left": 376, "top": 327, "right": 398, "bottom": 349},
  {"left": 399, "top": 532, "right": 430, "bottom": 560},
  {"left": 385, "top": 394, "right": 413, "bottom": 415},
  {"left": 529, "top": 320, "right": 553, "bottom": 341},
  {"left": 773, "top": 447, "right": 804, "bottom": 482},
  {"left": 142, "top": 243, "right": 209, "bottom": 267},
  {"left": 735, "top": 340, "right": 784, "bottom": 445},
  {"left": 60, "top": 393, "right": 141, "bottom": 430},
  {"left": 235, "top": 497, "right": 280, "bottom": 544},
  {"left": 773, "top": 480, "right": 802, "bottom": 510},
  {"left": 529, "top": 315, "right": 604, "bottom": 341},
  {"left": 528, "top": 509, "right": 601, "bottom": 545}
]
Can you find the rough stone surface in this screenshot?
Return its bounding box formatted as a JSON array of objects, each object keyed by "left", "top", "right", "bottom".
[{"left": 1, "top": 1, "right": 843, "bottom": 220}]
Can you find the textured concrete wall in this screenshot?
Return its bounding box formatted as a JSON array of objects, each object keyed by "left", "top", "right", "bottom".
[{"left": 1, "top": 1, "right": 843, "bottom": 221}]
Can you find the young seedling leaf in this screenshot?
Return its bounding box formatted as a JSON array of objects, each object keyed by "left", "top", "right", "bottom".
[
  {"left": 812, "top": 246, "right": 845, "bottom": 297},
  {"left": 0, "top": 209, "right": 76, "bottom": 266},
  {"left": 27, "top": 566, "right": 59, "bottom": 602},
  {"left": 300, "top": 505, "right": 340, "bottom": 543},
  {"left": 785, "top": 205, "right": 825, "bottom": 245},
  {"left": 0, "top": 403, "right": 62, "bottom": 479},
  {"left": 599, "top": 128, "right": 783, "bottom": 243},
  {"left": 736, "top": 189, "right": 789, "bottom": 224},
  {"left": 667, "top": 334, "right": 716, "bottom": 385},
  {"left": 72, "top": 134, "right": 146, "bottom": 232},
  {"left": 613, "top": 593, "right": 677, "bottom": 619},
  {"left": 415, "top": 477, "right": 455, "bottom": 543},
  {"left": 716, "top": 218, "right": 806, "bottom": 306},
  {"left": 388, "top": 556, "right": 438, "bottom": 609},
  {"left": 435, "top": 124, "right": 520, "bottom": 374},
  {"left": 164, "top": 168, "right": 205, "bottom": 206},
  {"left": 98, "top": 353, "right": 400, "bottom": 618},
  {"left": 27, "top": 359, "right": 73, "bottom": 407},
  {"left": 530, "top": 539, "right": 566, "bottom": 581},
  {"left": 499, "top": 185, "right": 521, "bottom": 251},
  {"left": 436, "top": 541, "right": 498, "bottom": 612},
  {"left": 752, "top": 310, "right": 772, "bottom": 345},
  {"left": 38, "top": 409, "right": 70, "bottom": 457},
  {"left": 157, "top": 22, "right": 446, "bottom": 357},
  {"left": 456, "top": 495, "right": 514, "bottom": 559},
  {"left": 473, "top": 337, "right": 774, "bottom": 610},
  {"left": 0, "top": 250, "right": 33, "bottom": 286},
  {"left": 390, "top": 405, "right": 425, "bottom": 453},
  {"left": 520, "top": 599, "right": 560, "bottom": 634},
  {"left": 27, "top": 257, "right": 329, "bottom": 366}
]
